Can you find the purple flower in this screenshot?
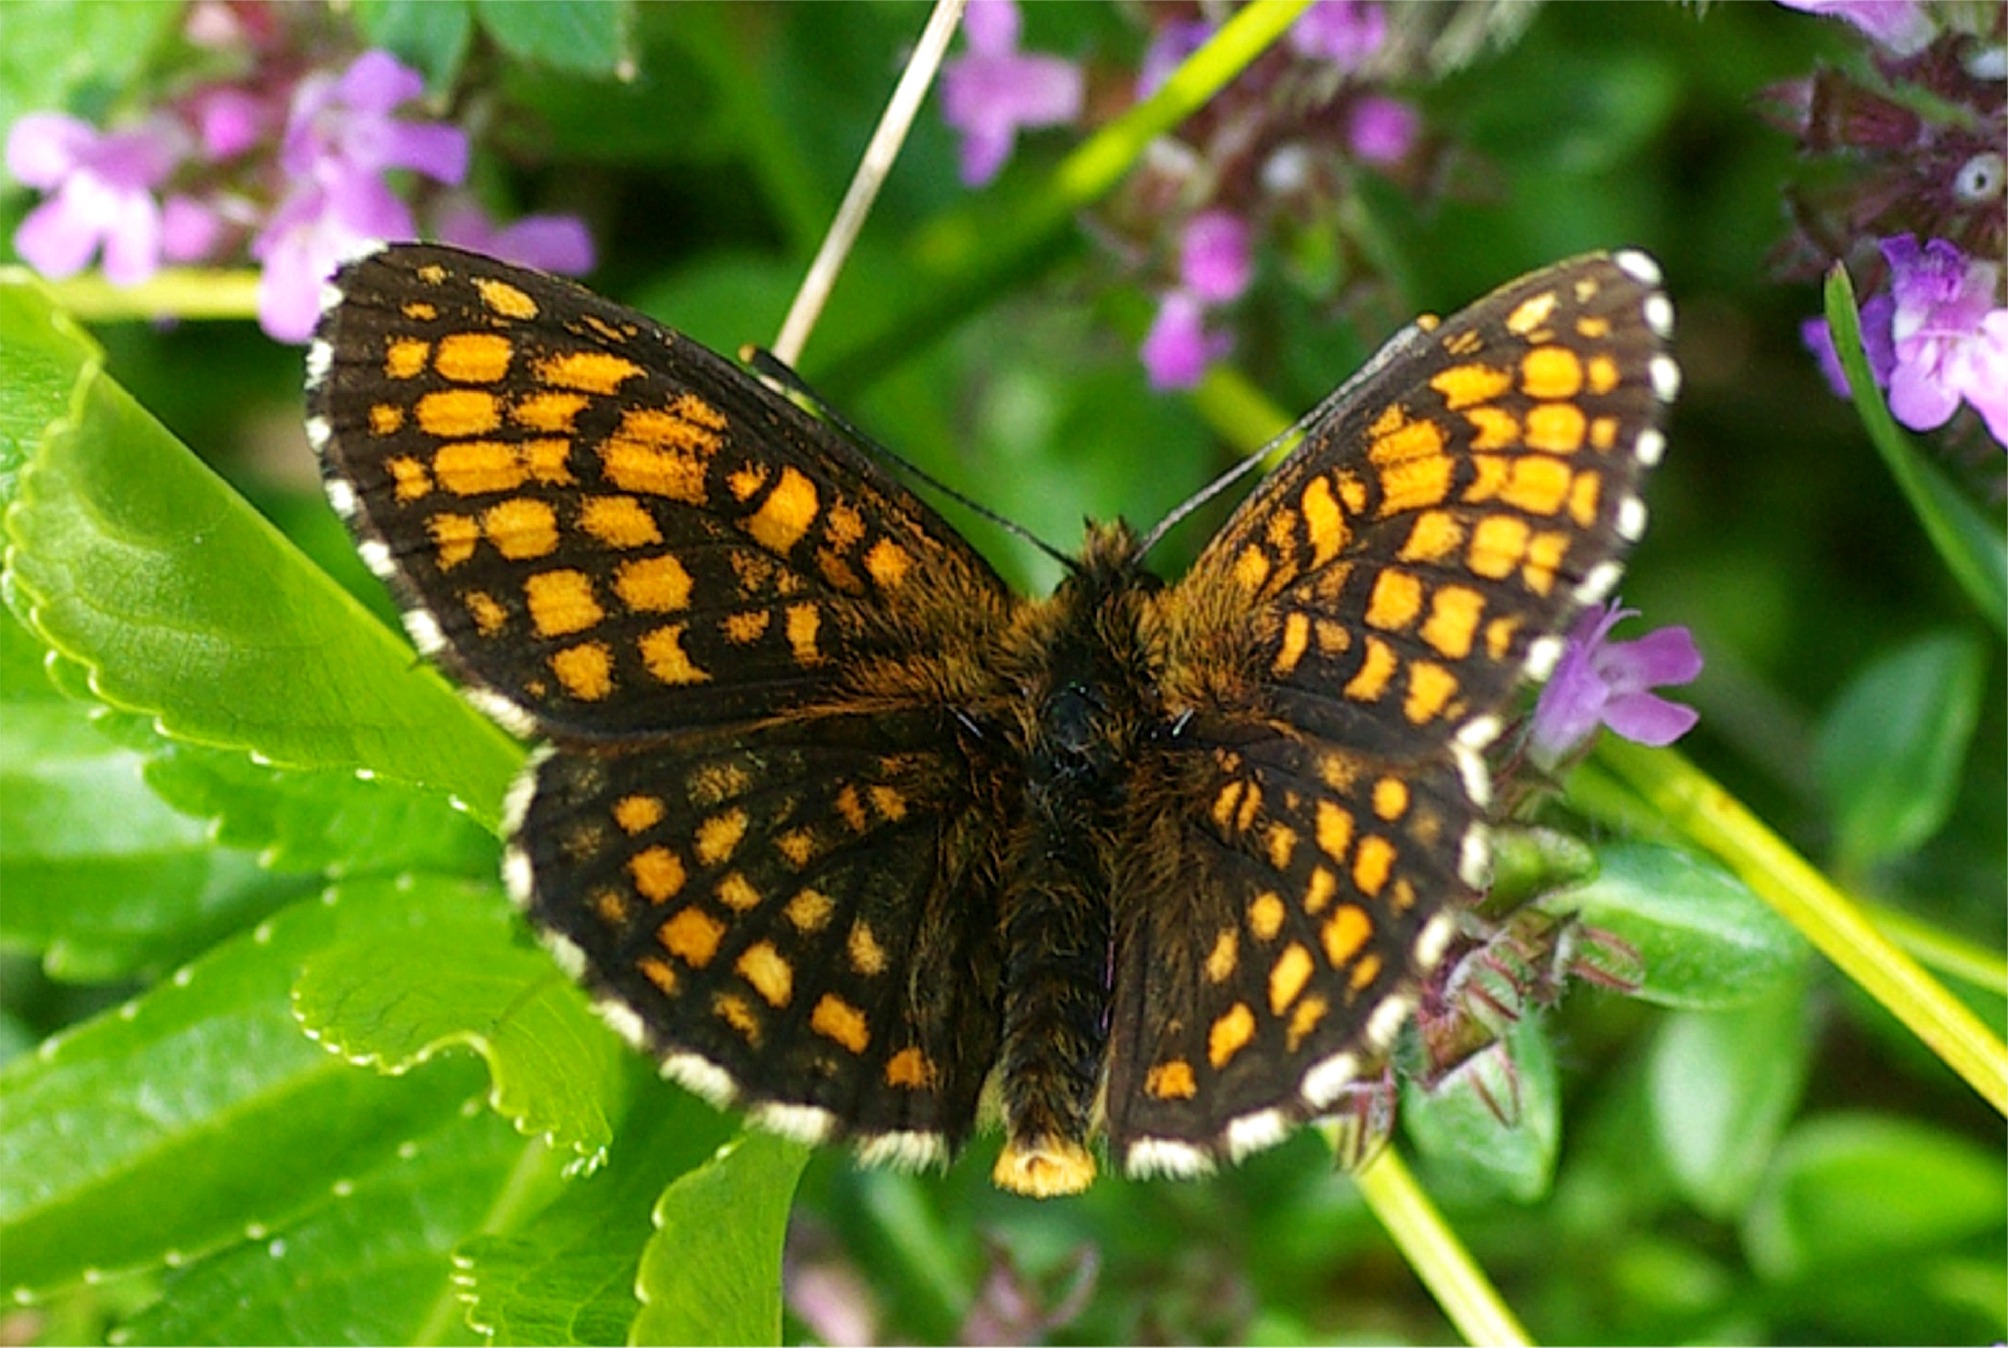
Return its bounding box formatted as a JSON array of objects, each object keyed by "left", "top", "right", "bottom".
[
  {"left": 435, "top": 198, "right": 595, "bottom": 275},
  {"left": 941, "top": 0, "right": 1083, "bottom": 186},
  {"left": 1773, "top": 0, "right": 1935, "bottom": 56},
  {"left": 1529, "top": 602, "right": 1703, "bottom": 768},
  {"left": 1348, "top": 94, "right": 1420, "bottom": 165},
  {"left": 1180, "top": 210, "right": 1252, "bottom": 304},
  {"left": 1137, "top": 19, "right": 1215, "bottom": 99},
  {"left": 252, "top": 178, "right": 412, "bottom": 341},
  {"left": 1288, "top": 0, "right": 1388, "bottom": 71},
  {"left": 1801, "top": 290, "right": 1896, "bottom": 398},
  {"left": 1141, "top": 290, "right": 1229, "bottom": 389},
  {"left": 1880, "top": 234, "right": 2008, "bottom": 443},
  {"left": 6, "top": 113, "right": 190, "bottom": 284}
]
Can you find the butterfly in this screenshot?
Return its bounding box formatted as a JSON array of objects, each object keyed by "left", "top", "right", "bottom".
[{"left": 307, "top": 243, "right": 1675, "bottom": 1195}]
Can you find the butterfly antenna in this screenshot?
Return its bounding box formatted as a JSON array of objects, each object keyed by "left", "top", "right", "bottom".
[
  {"left": 1133, "top": 421, "right": 1306, "bottom": 561},
  {"left": 743, "top": 347, "right": 1078, "bottom": 573}
]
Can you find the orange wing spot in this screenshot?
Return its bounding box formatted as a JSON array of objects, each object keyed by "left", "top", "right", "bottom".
[
  {"left": 1305, "top": 866, "right": 1337, "bottom": 914},
  {"left": 1577, "top": 314, "right": 1612, "bottom": 340},
  {"left": 825, "top": 502, "right": 865, "bottom": 549},
  {"left": 1430, "top": 362, "right": 1513, "bottom": 410},
  {"left": 868, "top": 785, "right": 908, "bottom": 822},
  {"left": 483, "top": 498, "right": 560, "bottom": 560},
  {"left": 1343, "top": 635, "right": 1398, "bottom": 702},
  {"left": 776, "top": 828, "right": 817, "bottom": 869},
  {"left": 415, "top": 388, "right": 502, "bottom": 439},
  {"left": 863, "top": 538, "right": 912, "bottom": 589},
  {"left": 1485, "top": 613, "right": 1523, "bottom": 659},
  {"left": 785, "top": 887, "right": 834, "bottom": 932},
  {"left": 671, "top": 391, "right": 726, "bottom": 430},
  {"left": 600, "top": 439, "right": 705, "bottom": 504},
  {"left": 1207, "top": 1003, "right": 1257, "bottom": 1069},
  {"left": 1524, "top": 403, "right": 1587, "bottom": 455},
  {"left": 386, "top": 455, "right": 431, "bottom": 501},
  {"left": 525, "top": 568, "right": 603, "bottom": 637},
  {"left": 660, "top": 906, "right": 724, "bottom": 968},
  {"left": 551, "top": 641, "right": 615, "bottom": 701},
  {"left": 1266, "top": 822, "right": 1299, "bottom": 870},
  {"left": 638, "top": 954, "right": 678, "bottom": 997},
  {"left": 1300, "top": 475, "right": 1349, "bottom": 566},
  {"left": 1273, "top": 610, "right": 1311, "bottom": 676},
  {"left": 1403, "top": 660, "right": 1460, "bottom": 724},
  {"left": 716, "top": 872, "right": 762, "bottom": 912},
  {"left": 464, "top": 589, "right": 508, "bottom": 636},
  {"left": 639, "top": 623, "right": 709, "bottom": 685},
  {"left": 1236, "top": 780, "right": 1262, "bottom": 833},
  {"left": 811, "top": 993, "right": 870, "bottom": 1054},
  {"left": 1145, "top": 1060, "right": 1198, "bottom": 1100},
  {"left": 1420, "top": 584, "right": 1484, "bottom": 660},
  {"left": 1567, "top": 468, "right": 1603, "bottom": 527},
  {"left": 1211, "top": 780, "right": 1246, "bottom": 832},
  {"left": 1368, "top": 404, "right": 1406, "bottom": 437},
  {"left": 1249, "top": 891, "right": 1286, "bottom": 941},
  {"left": 1372, "top": 777, "right": 1410, "bottom": 821},
  {"left": 614, "top": 554, "right": 694, "bottom": 613},
  {"left": 1586, "top": 352, "right": 1620, "bottom": 394},
  {"left": 886, "top": 1048, "right": 936, "bottom": 1089},
  {"left": 1286, "top": 994, "right": 1329, "bottom": 1050},
  {"left": 370, "top": 403, "right": 407, "bottom": 437},
  {"left": 736, "top": 941, "right": 793, "bottom": 1007},
  {"left": 539, "top": 349, "right": 642, "bottom": 395},
  {"left": 1365, "top": 568, "right": 1423, "bottom": 632},
  {"left": 384, "top": 337, "right": 430, "bottom": 379},
  {"left": 816, "top": 550, "right": 861, "bottom": 593},
  {"left": 744, "top": 465, "right": 819, "bottom": 556},
  {"left": 1353, "top": 835, "right": 1395, "bottom": 897},
  {"left": 714, "top": 993, "right": 762, "bottom": 1044},
  {"left": 1398, "top": 510, "right": 1464, "bottom": 564},
  {"left": 621, "top": 403, "right": 724, "bottom": 456},
  {"left": 474, "top": 276, "right": 539, "bottom": 320},
  {"left": 1348, "top": 953, "right": 1384, "bottom": 993},
  {"left": 1465, "top": 405, "right": 1520, "bottom": 450},
  {"left": 687, "top": 759, "right": 748, "bottom": 804},
  {"left": 435, "top": 439, "right": 525, "bottom": 496},
  {"left": 580, "top": 496, "right": 664, "bottom": 549},
  {"left": 1267, "top": 505, "right": 1301, "bottom": 552},
  {"left": 1589, "top": 415, "right": 1619, "bottom": 452},
  {"left": 784, "top": 603, "right": 821, "bottom": 666},
  {"left": 726, "top": 464, "right": 768, "bottom": 501},
  {"left": 847, "top": 920, "right": 888, "bottom": 976},
  {"left": 1505, "top": 290, "right": 1559, "bottom": 335},
  {"left": 1438, "top": 323, "right": 1474, "bottom": 350},
  {"left": 526, "top": 438, "right": 574, "bottom": 485},
  {"left": 1269, "top": 942, "right": 1315, "bottom": 1015},
  {"left": 1375, "top": 450, "right": 1453, "bottom": 516},
  {"left": 833, "top": 784, "right": 868, "bottom": 833},
  {"left": 615, "top": 795, "right": 666, "bottom": 834},
  {"left": 1322, "top": 905, "right": 1372, "bottom": 968},
  {"left": 1369, "top": 413, "right": 1448, "bottom": 467},
  {"left": 1522, "top": 530, "right": 1570, "bottom": 596},
  {"left": 1521, "top": 345, "right": 1583, "bottom": 399},
  {"left": 427, "top": 512, "right": 479, "bottom": 570},
  {"left": 433, "top": 331, "right": 513, "bottom": 383},
  {"left": 401, "top": 300, "right": 438, "bottom": 321},
  {"left": 630, "top": 846, "right": 687, "bottom": 903},
  {"left": 1466, "top": 514, "right": 1531, "bottom": 579},
  {"left": 1233, "top": 544, "right": 1272, "bottom": 594},
  {"left": 1337, "top": 470, "right": 1370, "bottom": 514},
  {"left": 415, "top": 263, "right": 447, "bottom": 284},
  {"left": 512, "top": 390, "right": 590, "bottom": 433},
  {"left": 694, "top": 807, "right": 748, "bottom": 866},
  {"left": 1392, "top": 878, "right": 1418, "bottom": 912},
  {"left": 1314, "top": 617, "right": 1352, "bottom": 655},
  {"left": 723, "top": 609, "right": 770, "bottom": 644},
  {"left": 1205, "top": 928, "right": 1239, "bottom": 983},
  {"left": 1463, "top": 451, "right": 1511, "bottom": 505}
]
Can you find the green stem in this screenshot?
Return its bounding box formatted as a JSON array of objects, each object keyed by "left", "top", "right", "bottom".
[
  {"left": 38, "top": 268, "right": 262, "bottom": 323},
  {"left": 1355, "top": 1147, "right": 1532, "bottom": 1347},
  {"left": 1596, "top": 738, "right": 2008, "bottom": 1116}
]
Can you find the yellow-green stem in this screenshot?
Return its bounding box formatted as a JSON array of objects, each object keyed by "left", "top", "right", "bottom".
[{"left": 1355, "top": 1146, "right": 1533, "bottom": 1347}]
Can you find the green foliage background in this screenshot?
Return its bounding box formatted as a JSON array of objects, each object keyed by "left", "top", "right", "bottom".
[{"left": 1, "top": 2, "right": 2002, "bottom": 1344}]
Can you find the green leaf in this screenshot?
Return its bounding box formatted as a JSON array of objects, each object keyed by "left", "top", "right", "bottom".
[
  {"left": 0, "top": 2, "right": 182, "bottom": 138},
  {"left": 0, "top": 890, "right": 487, "bottom": 1299},
  {"left": 1823, "top": 264, "right": 2008, "bottom": 636},
  {"left": 0, "top": 276, "right": 524, "bottom": 824},
  {"left": 353, "top": 0, "right": 476, "bottom": 88},
  {"left": 1813, "top": 630, "right": 1987, "bottom": 872},
  {"left": 1549, "top": 842, "right": 1809, "bottom": 1009},
  {"left": 120, "top": 1104, "right": 535, "bottom": 1347},
  {"left": 1743, "top": 1114, "right": 2006, "bottom": 1280},
  {"left": 457, "top": 1070, "right": 735, "bottom": 1346},
  {"left": 631, "top": 1129, "right": 811, "bottom": 1346},
  {"left": 473, "top": 0, "right": 633, "bottom": 77},
  {"left": 293, "top": 876, "right": 627, "bottom": 1172},
  {"left": 1401, "top": 1013, "right": 1559, "bottom": 1203},
  {"left": 1648, "top": 978, "right": 1812, "bottom": 1220}
]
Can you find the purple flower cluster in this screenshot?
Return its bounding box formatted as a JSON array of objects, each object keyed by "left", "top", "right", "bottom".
[
  {"left": 939, "top": 0, "right": 1428, "bottom": 390},
  {"left": 1804, "top": 235, "right": 2008, "bottom": 445},
  {"left": 6, "top": 23, "right": 592, "bottom": 343},
  {"left": 1528, "top": 601, "right": 1703, "bottom": 770}
]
